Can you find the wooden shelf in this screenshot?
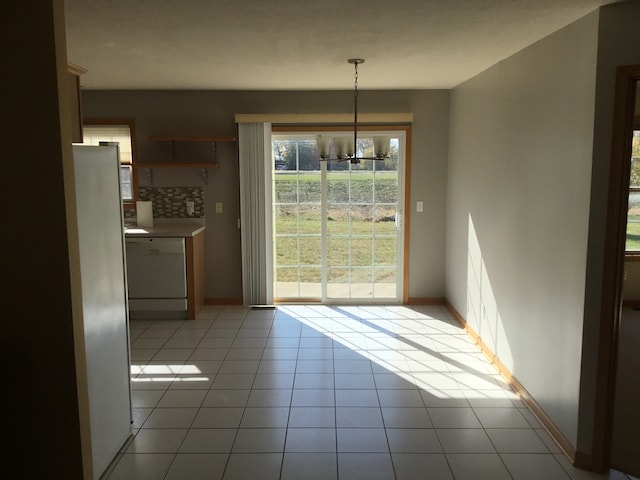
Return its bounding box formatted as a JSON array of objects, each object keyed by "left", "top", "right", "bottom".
[
  {"left": 134, "top": 162, "right": 219, "bottom": 185},
  {"left": 148, "top": 135, "right": 236, "bottom": 142},
  {"left": 134, "top": 162, "right": 220, "bottom": 168},
  {"left": 145, "top": 136, "right": 233, "bottom": 182}
]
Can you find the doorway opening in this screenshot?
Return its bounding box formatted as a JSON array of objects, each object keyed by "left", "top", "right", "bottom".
[
  {"left": 591, "top": 65, "right": 640, "bottom": 475},
  {"left": 610, "top": 79, "right": 640, "bottom": 477}
]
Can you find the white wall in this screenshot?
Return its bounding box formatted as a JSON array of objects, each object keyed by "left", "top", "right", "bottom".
[
  {"left": 82, "top": 90, "right": 450, "bottom": 301},
  {"left": 446, "top": 10, "right": 600, "bottom": 446}
]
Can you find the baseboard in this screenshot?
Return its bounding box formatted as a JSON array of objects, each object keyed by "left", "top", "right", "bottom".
[
  {"left": 205, "top": 297, "right": 445, "bottom": 306},
  {"left": 444, "top": 300, "right": 577, "bottom": 463},
  {"left": 204, "top": 297, "right": 243, "bottom": 306},
  {"left": 406, "top": 297, "right": 446, "bottom": 305},
  {"left": 274, "top": 298, "right": 322, "bottom": 304},
  {"left": 509, "top": 375, "right": 577, "bottom": 462}
]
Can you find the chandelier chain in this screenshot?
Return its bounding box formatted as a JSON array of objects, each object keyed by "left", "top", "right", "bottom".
[
  {"left": 316, "top": 58, "right": 390, "bottom": 163},
  {"left": 354, "top": 61, "right": 359, "bottom": 100},
  {"left": 353, "top": 61, "right": 359, "bottom": 160}
]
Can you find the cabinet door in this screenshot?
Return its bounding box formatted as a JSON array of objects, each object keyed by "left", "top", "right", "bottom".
[{"left": 125, "top": 238, "right": 187, "bottom": 298}]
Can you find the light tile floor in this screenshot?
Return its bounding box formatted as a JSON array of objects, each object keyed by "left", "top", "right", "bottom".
[{"left": 103, "top": 305, "right": 639, "bottom": 480}]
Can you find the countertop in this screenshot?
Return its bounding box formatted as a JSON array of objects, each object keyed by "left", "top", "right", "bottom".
[{"left": 124, "top": 219, "right": 205, "bottom": 238}]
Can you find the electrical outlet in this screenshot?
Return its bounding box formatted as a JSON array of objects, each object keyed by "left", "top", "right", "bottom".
[
  {"left": 186, "top": 201, "right": 195, "bottom": 216},
  {"left": 416, "top": 201, "right": 424, "bottom": 213}
]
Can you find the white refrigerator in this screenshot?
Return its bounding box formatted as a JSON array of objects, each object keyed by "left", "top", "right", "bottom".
[{"left": 73, "top": 144, "right": 132, "bottom": 479}]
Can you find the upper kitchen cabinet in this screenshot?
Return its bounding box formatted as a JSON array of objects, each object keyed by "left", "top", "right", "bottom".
[{"left": 67, "top": 63, "right": 87, "bottom": 143}]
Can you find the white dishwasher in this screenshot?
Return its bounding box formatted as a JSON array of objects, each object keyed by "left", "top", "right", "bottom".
[{"left": 125, "top": 237, "right": 187, "bottom": 319}]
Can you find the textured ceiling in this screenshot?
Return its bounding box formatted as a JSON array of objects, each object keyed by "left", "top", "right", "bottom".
[{"left": 64, "top": 0, "right": 622, "bottom": 90}]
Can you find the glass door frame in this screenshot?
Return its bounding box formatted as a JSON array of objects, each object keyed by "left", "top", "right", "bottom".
[{"left": 271, "top": 124, "right": 412, "bottom": 304}]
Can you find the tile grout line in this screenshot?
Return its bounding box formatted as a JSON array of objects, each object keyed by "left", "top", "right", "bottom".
[
  {"left": 121, "top": 304, "right": 606, "bottom": 480},
  {"left": 369, "top": 311, "right": 400, "bottom": 480},
  {"left": 219, "top": 306, "right": 257, "bottom": 480},
  {"left": 159, "top": 309, "right": 222, "bottom": 480}
]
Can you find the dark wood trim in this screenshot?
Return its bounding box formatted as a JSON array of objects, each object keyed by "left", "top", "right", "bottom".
[
  {"left": 444, "top": 300, "right": 577, "bottom": 462},
  {"left": 593, "top": 64, "right": 640, "bottom": 472}
]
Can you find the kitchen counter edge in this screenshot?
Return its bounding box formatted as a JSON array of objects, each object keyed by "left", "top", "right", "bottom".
[{"left": 124, "top": 221, "right": 205, "bottom": 238}]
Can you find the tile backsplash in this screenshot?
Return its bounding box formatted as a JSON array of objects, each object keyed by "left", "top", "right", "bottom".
[{"left": 128, "top": 186, "right": 205, "bottom": 219}]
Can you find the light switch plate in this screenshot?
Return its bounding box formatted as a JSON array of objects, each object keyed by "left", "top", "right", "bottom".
[
  {"left": 215, "top": 202, "right": 223, "bottom": 214},
  {"left": 416, "top": 201, "right": 424, "bottom": 213}
]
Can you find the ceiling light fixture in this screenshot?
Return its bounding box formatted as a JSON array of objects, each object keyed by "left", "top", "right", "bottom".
[{"left": 316, "top": 59, "right": 391, "bottom": 164}]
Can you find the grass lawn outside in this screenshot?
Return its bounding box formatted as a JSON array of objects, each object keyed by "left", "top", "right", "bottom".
[
  {"left": 626, "top": 214, "right": 640, "bottom": 251},
  {"left": 273, "top": 170, "right": 400, "bottom": 293}
]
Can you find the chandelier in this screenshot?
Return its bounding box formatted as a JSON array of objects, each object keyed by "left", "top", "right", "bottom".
[{"left": 316, "top": 59, "right": 391, "bottom": 164}]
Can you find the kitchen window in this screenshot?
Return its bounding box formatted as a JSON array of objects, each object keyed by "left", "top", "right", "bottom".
[{"left": 75, "top": 119, "right": 138, "bottom": 206}]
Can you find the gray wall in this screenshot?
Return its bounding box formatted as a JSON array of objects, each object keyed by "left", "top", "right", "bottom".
[
  {"left": 446, "top": 10, "right": 600, "bottom": 447},
  {"left": 82, "top": 90, "right": 450, "bottom": 301}
]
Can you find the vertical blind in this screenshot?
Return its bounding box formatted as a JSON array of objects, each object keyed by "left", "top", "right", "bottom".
[{"left": 238, "top": 123, "right": 273, "bottom": 305}]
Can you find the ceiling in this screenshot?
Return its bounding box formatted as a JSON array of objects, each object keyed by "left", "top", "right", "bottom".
[{"left": 64, "top": 0, "right": 622, "bottom": 91}]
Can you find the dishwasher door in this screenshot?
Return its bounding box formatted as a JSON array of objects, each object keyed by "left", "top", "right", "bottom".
[{"left": 125, "top": 238, "right": 187, "bottom": 313}]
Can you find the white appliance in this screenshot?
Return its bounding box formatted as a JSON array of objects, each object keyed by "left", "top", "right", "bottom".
[
  {"left": 73, "top": 145, "right": 132, "bottom": 479},
  {"left": 125, "top": 237, "right": 188, "bottom": 318}
]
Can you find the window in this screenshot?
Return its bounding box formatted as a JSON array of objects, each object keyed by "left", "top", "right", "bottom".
[
  {"left": 626, "top": 127, "right": 640, "bottom": 255},
  {"left": 75, "top": 119, "right": 137, "bottom": 206}
]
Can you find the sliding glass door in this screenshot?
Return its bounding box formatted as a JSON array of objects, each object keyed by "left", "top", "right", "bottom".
[
  {"left": 272, "top": 130, "right": 405, "bottom": 303},
  {"left": 272, "top": 138, "right": 323, "bottom": 298}
]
